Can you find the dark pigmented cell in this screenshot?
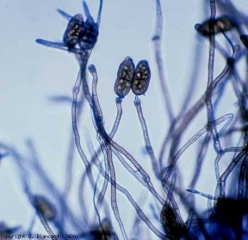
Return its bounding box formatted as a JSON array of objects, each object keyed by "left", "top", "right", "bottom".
[
  {"left": 80, "top": 218, "right": 117, "bottom": 240},
  {"left": 240, "top": 35, "right": 248, "bottom": 48},
  {"left": 206, "top": 198, "right": 248, "bottom": 239},
  {"left": 63, "top": 14, "right": 84, "bottom": 48},
  {"left": 81, "top": 219, "right": 117, "bottom": 240},
  {"left": 160, "top": 203, "right": 187, "bottom": 240},
  {"left": 0, "top": 222, "right": 21, "bottom": 234},
  {"left": 79, "top": 17, "right": 99, "bottom": 50},
  {"left": 114, "top": 57, "right": 135, "bottom": 98},
  {"left": 160, "top": 204, "right": 187, "bottom": 240},
  {"left": 210, "top": 198, "right": 248, "bottom": 229},
  {"left": 131, "top": 60, "right": 151, "bottom": 96},
  {"left": 32, "top": 195, "right": 56, "bottom": 221},
  {"left": 80, "top": 230, "right": 114, "bottom": 240},
  {"left": 195, "top": 15, "right": 239, "bottom": 36}
]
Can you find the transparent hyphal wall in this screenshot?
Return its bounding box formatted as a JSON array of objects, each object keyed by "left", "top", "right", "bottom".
[{"left": 1, "top": 0, "right": 248, "bottom": 239}]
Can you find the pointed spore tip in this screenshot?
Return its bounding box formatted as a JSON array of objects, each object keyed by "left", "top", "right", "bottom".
[
  {"left": 83, "top": 1, "right": 91, "bottom": 19},
  {"left": 35, "top": 39, "right": 66, "bottom": 48},
  {"left": 57, "top": 8, "right": 72, "bottom": 20},
  {"left": 240, "top": 35, "right": 248, "bottom": 48}
]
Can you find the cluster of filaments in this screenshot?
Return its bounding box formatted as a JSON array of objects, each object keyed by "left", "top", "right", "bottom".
[{"left": 3, "top": 1, "right": 248, "bottom": 240}]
